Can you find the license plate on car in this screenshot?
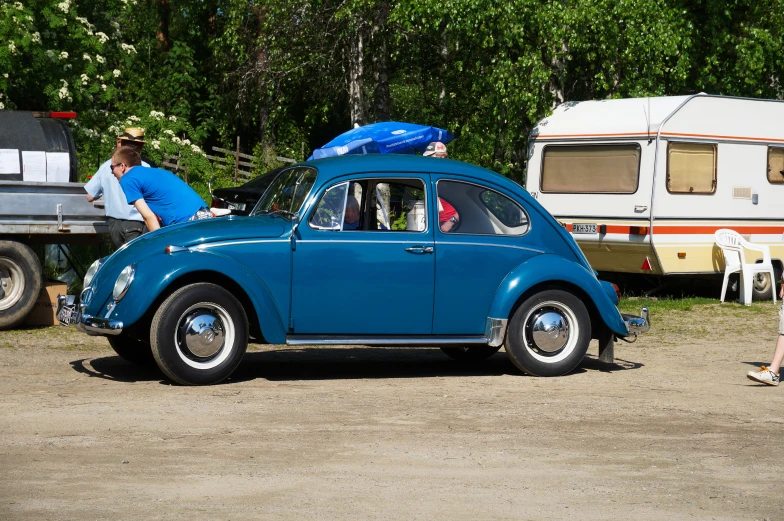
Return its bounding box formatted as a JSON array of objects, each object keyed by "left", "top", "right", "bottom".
[
  {"left": 572, "top": 223, "right": 597, "bottom": 234},
  {"left": 57, "top": 305, "right": 74, "bottom": 326},
  {"left": 227, "top": 202, "right": 246, "bottom": 211}
]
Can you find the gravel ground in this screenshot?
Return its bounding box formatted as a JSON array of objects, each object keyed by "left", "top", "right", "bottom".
[{"left": 0, "top": 302, "right": 782, "bottom": 520}]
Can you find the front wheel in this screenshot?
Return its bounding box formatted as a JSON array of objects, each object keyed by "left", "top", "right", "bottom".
[
  {"left": 440, "top": 345, "right": 501, "bottom": 362},
  {"left": 151, "top": 283, "right": 249, "bottom": 385},
  {"left": 505, "top": 289, "right": 591, "bottom": 377}
]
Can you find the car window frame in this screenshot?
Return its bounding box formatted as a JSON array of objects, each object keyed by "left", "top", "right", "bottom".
[{"left": 305, "top": 175, "right": 430, "bottom": 234}]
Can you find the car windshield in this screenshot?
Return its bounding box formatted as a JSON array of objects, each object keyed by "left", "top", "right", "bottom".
[
  {"left": 252, "top": 166, "right": 317, "bottom": 219},
  {"left": 244, "top": 168, "right": 284, "bottom": 189}
]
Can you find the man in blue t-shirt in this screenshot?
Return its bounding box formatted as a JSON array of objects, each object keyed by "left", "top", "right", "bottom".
[{"left": 110, "top": 146, "right": 210, "bottom": 231}]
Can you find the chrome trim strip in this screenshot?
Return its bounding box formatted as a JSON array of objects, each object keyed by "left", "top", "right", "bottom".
[
  {"left": 436, "top": 242, "right": 545, "bottom": 253},
  {"left": 192, "top": 239, "right": 290, "bottom": 250},
  {"left": 484, "top": 317, "right": 508, "bottom": 347},
  {"left": 165, "top": 245, "right": 188, "bottom": 254},
  {"left": 285, "top": 335, "right": 488, "bottom": 346},
  {"left": 621, "top": 307, "right": 650, "bottom": 336}
]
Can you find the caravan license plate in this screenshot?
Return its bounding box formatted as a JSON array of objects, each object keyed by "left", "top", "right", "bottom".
[
  {"left": 227, "top": 202, "right": 246, "bottom": 211},
  {"left": 572, "top": 223, "right": 597, "bottom": 234}
]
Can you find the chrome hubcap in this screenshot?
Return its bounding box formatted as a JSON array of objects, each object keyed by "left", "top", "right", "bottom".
[
  {"left": 530, "top": 310, "right": 570, "bottom": 353},
  {"left": 174, "top": 302, "right": 235, "bottom": 369},
  {"left": 522, "top": 300, "right": 579, "bottom": 363},
  {"left": 0, "top": 257, "right": 24, "bottom": 311},
  {"left": 182, "top": 311, "right": 225, "bottom": 358}
]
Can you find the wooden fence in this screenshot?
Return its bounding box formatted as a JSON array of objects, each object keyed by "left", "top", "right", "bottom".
[{"left": 163, "top": 138, "right": 296, "bottom": 182}]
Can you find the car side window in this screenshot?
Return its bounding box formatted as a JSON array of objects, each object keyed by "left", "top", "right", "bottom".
[
  {"left": 370, "top": 180, "right": 426, "bottom": 232},
  {"left": 310, "top": 181, "right": 366, "bottom": 231},
  {"left": 310, "top": 178, "right": 425, "bottom": 232},
  {"left": 310, "top": 182, "right": 348, "bottom": 230},
  {"left": 437, "top": 180, "right": 529, "bottom": 235}
]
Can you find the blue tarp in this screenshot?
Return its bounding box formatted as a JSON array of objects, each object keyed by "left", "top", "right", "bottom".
[{"left": 309, "top": 121, "right": 454, "bottom": 160}]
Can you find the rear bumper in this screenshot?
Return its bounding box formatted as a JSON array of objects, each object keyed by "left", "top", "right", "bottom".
[
  {"left": 56, "top": 294, "right": 123, "bottom": 336},
  {"left": 621, "top": 307, "right": 650, "bottom": 336}
]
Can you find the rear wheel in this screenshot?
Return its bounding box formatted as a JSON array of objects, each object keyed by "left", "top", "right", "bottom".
[
  {"left": 440, "top": 345, "right": 501, "bottom": 362},
  {"left": 107, "top": 335, "right": 155, "bottom": 366},
  {"left": 151, "top": 283, "right": 248, "bottom": 385},
  {"left": 505, "top": 289, "right": 591, "bottom": 377},
  {"left": 0, "top": 241, "right": 43, "bottom": 330}
]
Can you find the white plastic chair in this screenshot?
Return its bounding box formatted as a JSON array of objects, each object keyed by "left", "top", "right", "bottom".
[{"left": 714, "top": 229, "right": 777, "bottom": 306}]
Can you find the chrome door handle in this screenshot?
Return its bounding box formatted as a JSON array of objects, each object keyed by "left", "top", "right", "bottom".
[
  {"left": 405, "top": 246, "right": 434, "bottom": 254},
  {"left": 634, "top": 205, "right": 648, "bottom": 212}
]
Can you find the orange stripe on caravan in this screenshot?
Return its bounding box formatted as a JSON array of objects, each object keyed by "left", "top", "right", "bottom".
[
  {"left": 534, "top": 131, "right": 784, "bottom": 143},
  {"left": 660, "top": 131, "right": 784, "bottom": 143},
  {"left": 566, "top": 223, "right": 784, "bottom": 235}
]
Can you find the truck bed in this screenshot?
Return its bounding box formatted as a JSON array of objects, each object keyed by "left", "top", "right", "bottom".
[{"left": 0, "top": 181, "right": 108, "bottom": 240}]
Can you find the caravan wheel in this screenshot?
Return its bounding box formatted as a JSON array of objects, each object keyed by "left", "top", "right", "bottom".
[{"left": 752, "top": 265, "right": 782, "bottom": 301}]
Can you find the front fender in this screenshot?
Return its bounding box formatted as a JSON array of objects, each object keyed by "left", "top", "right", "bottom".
[
  {"left": 105, "top": 250, "right": 288, "bottom": 343},
  {"left": 488, "top": 254, "right": 628, "bottom": 337}
]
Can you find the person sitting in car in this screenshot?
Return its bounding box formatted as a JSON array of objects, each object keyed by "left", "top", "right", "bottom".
[
  {"left": 438, "top": 197, "right": 459, "bottom": 232},
  {"left": 343, "top": 195, "right": 361, "bottom": 230}
]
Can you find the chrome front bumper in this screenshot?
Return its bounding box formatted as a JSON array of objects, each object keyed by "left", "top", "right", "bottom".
[
  {"left": 56, "top": 294, "right": 124, "bottom": 336},
  {"left": 621, "top": 307, "right": 650, "bottom": 336}
]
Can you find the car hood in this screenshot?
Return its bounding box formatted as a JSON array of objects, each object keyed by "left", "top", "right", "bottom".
[{"left": 91, "top": 215, "right": 288, "bottom": 291}]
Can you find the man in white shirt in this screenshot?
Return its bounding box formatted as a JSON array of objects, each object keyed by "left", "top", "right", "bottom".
[{"left": 85, "top": 128, "right": 150, "bottom": 247}]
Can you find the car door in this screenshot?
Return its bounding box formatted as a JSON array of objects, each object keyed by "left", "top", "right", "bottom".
[
  {"left": 290, "top": 175, "right": 435, "bottom": 335},
  {"left": 432, "top": 177, "right": 539, "bottom": 335}
]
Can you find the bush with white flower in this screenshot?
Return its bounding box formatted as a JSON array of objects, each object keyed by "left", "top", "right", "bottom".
[{"left": 82, "top": 109, "right": 215, "bottom": 200}]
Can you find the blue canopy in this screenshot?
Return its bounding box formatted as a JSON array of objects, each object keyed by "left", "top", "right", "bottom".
[{"left": 309, "top": 121, "right": 454, "bottom": 160}]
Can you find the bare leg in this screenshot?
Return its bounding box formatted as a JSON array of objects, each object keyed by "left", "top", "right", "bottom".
[{"left": 770, "top": 335, "right": 784, "bottom": 374}]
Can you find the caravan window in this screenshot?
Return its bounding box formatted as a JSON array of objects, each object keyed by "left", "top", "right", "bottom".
[
  {"left": 768, "top": 147, "right": 784, "bottom": 184},
  {"left": 666, "top": 142, "right": 717, "bottom": 194},
  {"left": 540, "top": 144, "right": 640, "bottom": 194}
]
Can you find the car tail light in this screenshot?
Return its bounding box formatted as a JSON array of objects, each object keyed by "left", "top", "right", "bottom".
[
  {"left": 210, "top": 198, "right": 226, "bottom": 209},
  {"left": 611, "top": 283, "right": 621, "bottom": 301}
]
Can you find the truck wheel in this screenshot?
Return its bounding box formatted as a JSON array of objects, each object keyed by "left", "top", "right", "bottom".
[
  {"left": 150, "top": 283, "right": 248, "bottom": 385},
  {"left": 440, "top": 345, "right": 501, "bottom": 362},
  {"left": 0, "top": 241, "right": 43, "bottom": 330},
  {"left": 505, "top": 289, "right": 591, "bottom": 377},
  {"left": 107, "top": 335, "right": 155, "bottom": 367}
]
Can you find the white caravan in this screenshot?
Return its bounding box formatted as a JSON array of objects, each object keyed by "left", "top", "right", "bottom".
[{"left": 525, "top": 94, "right": 784, "bottom": 298}]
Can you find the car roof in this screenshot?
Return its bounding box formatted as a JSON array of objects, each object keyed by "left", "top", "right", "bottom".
[{"left": 299, "top": 154, "right": 524, "bottom": 194}]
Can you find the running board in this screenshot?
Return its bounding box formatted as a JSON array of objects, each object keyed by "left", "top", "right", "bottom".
[{"left": 285, "top": 335, "right": 489, "bottom": 346}]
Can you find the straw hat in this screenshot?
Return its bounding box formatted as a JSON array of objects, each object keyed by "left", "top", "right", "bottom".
[{"left": 118, "top": 127, "right": 145, "bottom": 144}]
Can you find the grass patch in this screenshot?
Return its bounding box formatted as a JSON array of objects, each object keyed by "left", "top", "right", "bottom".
[
  {"left": 618, "top": 296, "right": 716, "bottom": 314},
  {"left": 618, "top": 296, "right": 777, "bottom": 315}
]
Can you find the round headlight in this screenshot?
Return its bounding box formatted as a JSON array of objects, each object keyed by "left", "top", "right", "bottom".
[
  {"left": 83, "top": 258, "right": 103, "bottom": 288},
  {"left": 112, "top": 264, "right": 136, "bottom": 301}
]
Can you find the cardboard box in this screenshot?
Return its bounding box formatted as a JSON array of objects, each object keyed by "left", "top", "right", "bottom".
[{"left": 24, "top": 280, "right": 68, "bottom": 327}]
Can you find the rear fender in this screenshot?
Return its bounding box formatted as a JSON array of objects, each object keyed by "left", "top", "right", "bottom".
[{"left": 489, "top": 254, "right": 628, "bottom": 337}]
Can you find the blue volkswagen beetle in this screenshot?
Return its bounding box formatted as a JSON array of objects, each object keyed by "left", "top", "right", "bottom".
[{"left": 58, "top": 155, "right": 649, "bottom": 385}]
